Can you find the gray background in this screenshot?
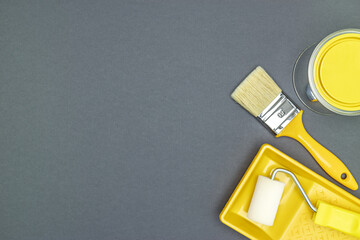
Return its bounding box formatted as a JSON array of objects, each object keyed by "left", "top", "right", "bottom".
[{"left": 1, "top": 1, "right": 359, "bottom": 239}]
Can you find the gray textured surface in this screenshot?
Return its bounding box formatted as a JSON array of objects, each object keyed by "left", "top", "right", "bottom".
[{"left": 1, "top": 1, "right": 360, "bottom": 240}]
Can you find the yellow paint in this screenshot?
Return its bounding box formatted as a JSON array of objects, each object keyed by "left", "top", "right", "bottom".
[
  {"left": 313, "top": 33, "right": 360, "bottom": 111},
  {"left": 219, "top": 144, "right": 360, "bottom": 240}
]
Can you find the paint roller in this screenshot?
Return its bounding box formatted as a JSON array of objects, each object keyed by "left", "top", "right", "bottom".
[{"left": 247, "top": 168, "right": 360, "bottom": 238}]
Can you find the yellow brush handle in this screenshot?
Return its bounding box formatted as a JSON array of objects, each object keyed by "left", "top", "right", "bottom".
[
  {"left": 313, "top": 201, "right": 360, "bottom": 237},
  {"left": 276, "top": 110, "right": 358, "bottom": 190}
]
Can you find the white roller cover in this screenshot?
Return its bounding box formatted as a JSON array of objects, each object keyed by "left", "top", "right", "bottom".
[{"left": 247, "top": 175, "right": 285, "bottom": 226}]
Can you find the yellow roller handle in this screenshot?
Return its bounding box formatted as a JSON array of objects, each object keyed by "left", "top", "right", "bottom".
[
  {"left": 276, "top": 110, "right": 358, "bottom": 190},
  {"left": 313, "top": 201, "right": 360, "bottom": 238}
]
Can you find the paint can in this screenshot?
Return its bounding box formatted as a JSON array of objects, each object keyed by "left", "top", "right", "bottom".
[{"left": 293, "top": 29, "right": 360, "bottom": 116}]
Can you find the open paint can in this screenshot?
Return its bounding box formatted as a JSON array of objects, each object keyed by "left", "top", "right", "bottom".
[{"left": 293, "top": 29, "right": 360, "bottom": 116}]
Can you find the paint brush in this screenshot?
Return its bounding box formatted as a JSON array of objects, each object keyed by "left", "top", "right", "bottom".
[{"left": 231, "top": 66, "right": 358, "bottom": 190}]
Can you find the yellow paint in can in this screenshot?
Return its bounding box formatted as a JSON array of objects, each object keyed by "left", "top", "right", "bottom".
[{"left": 313, "top": 32, "right": 360, "bottom": 112}]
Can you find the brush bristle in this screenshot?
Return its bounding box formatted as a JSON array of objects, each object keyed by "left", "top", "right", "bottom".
[{"left": 231, "top": 66, "right": 282, "bottom": 117}]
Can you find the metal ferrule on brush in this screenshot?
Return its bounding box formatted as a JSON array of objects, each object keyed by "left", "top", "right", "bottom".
[{"left": 257, "top": 93, "right": 300, "bottom": 135}]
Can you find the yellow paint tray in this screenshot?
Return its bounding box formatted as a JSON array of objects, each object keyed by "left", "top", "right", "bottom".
[{"left": 219, "top": 144, "right": 360, "bottom": 240}]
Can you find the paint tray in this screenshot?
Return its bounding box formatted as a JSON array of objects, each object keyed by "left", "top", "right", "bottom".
[{"left": 220, "top": 144, "right": 360, "bottom": 240}]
